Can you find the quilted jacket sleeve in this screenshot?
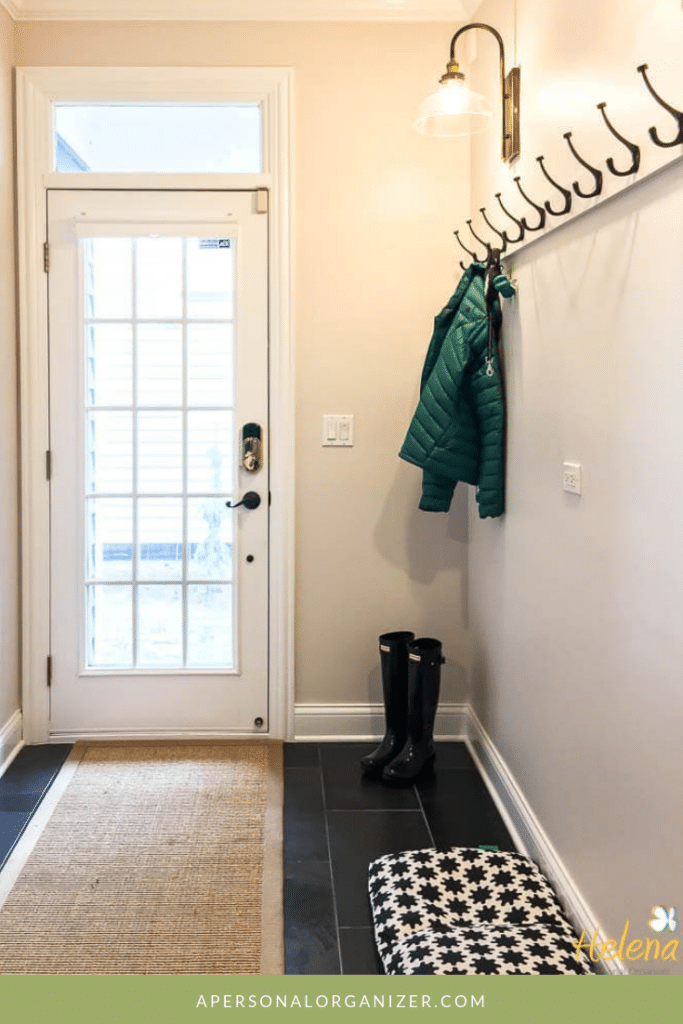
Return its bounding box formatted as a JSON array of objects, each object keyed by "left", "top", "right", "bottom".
[
  {"left": 419, "top": 469, "right": 457, "bottom": 512},
  {"left": 410, "top": 311, "right": 471, "bottom": 513},
  {"left": 468, "top": 317, "right": 505, "bottom": 518}
]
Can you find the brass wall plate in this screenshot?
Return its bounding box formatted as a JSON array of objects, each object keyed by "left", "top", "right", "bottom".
[{"left": 503, "top": 66, "right": 521, "bottom": 162}]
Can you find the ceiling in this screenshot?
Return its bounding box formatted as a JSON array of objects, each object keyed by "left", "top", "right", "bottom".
[{"left": 2, "top": 0, "right": 482, "bottom": 21}]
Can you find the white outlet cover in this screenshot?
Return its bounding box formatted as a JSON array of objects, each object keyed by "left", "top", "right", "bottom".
[{"left": 562, "top": 462, "right": 582, "bottom": 495}]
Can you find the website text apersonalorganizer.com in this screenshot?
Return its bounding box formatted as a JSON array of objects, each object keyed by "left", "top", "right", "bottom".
[{"left": 196, "top": 993, "right": 485, "bottom": 1010}]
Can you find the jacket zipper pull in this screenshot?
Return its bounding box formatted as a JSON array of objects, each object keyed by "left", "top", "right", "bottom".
[{"left": 486, "top": 303, "right": 495, "bottom": 375}]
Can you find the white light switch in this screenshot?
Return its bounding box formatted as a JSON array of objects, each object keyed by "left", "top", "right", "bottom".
[{"left": 323, "top": 415, "right": 354, "bottom": 447}]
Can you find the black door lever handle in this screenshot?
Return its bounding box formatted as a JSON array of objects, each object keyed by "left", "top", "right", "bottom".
[{"left": 225, "top": 491, "right": 261, "bottom": 510}]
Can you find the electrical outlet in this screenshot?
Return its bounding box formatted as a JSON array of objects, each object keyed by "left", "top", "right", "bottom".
[{"left": 562, "top": 462, "right": 582, "bottom": 495}]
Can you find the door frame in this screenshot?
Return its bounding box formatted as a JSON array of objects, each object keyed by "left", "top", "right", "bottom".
[{"left": 16, "top": 66, "right": 295, "bottom": 743}]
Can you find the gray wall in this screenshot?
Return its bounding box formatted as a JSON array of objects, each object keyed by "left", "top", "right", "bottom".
[{"left": 467, "top": 0, "right": 683, "bottom": 974}]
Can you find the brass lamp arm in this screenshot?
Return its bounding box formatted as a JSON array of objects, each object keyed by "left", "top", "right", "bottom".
[
  {"left": 448, "top": 22, "right": 516, "bottom": 162},
  {"left": 449, "top": 22, "right": 506, "bottom": 72}
]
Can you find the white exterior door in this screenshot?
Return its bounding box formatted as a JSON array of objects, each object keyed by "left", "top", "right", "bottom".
[{"left": 47, "top": 190, "right": 269, "bottom": 737}]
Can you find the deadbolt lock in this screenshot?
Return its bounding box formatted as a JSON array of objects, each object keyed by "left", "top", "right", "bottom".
[{"left": 242, "top": 422, "right": 262, "bottom": 473}]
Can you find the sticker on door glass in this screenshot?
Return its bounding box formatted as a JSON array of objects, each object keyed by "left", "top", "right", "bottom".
[{"left": 199, "top": 239, "right": 231, "bottom": 248}]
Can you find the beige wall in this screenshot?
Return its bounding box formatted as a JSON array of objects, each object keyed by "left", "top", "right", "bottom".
[
  {"left": 0, "top": 4, "right": 18, "bottom": 741},
  {"left": 15, "top": 22, "right": 471, "bottom": 710},
  {"left": 466, "top": 0, "right": 683, "bottom": 973}
]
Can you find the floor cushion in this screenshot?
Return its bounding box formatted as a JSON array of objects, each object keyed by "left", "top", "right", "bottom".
[{"left": 368, "top": 847, "right": 592, "bottom": 976}]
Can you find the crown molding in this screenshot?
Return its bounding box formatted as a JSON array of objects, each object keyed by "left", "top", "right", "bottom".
[
  {"left": 0, "top": 0, "right": 20, "bottom": 19},
  {"left": 3, "top": 0, "right": 482, "bottom": 22}
]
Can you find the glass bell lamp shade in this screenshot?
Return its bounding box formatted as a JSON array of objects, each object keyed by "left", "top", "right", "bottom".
[{"left": 412, "top": 77, "right": 493, "bottom": 137}]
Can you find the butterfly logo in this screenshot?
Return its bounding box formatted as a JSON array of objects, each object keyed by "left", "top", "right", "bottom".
[{"left": 648, "top": 906, "right": 678, "bottom": 933}]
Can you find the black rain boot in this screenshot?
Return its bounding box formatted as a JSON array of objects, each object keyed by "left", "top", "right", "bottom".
[
  {"left": 382, "top": 638, "right": 444, "bottom": 784},
  {"left": 360, "top": 631, "right": 415, "bottom": 773}
]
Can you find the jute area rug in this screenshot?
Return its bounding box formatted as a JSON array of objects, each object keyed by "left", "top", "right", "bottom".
[{"left": 0, "top": 741, "right": 283, "bottom": 974}]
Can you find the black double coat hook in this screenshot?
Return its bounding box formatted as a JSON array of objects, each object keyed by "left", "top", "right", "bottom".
[
  {"left": 453, "top": 229, "right": 479, "bottom": 270},
  {"left": 513, "top": 176, "right": 546, "bottom": 231},
  {"left": 536, "top": 156, "right": 572, "bottom": 216},
  {"left": 637, "top": 63, "right": 683, "bottom": 148},
  {"left": 494, "top": 193, "right": 525, "bottom": 245},
  {"left": 563, "top": 132, "right": 603, "bottom": 198},
  {"left": 467, "top": 219, "right": 493, "bottom": 260},
  {"left": 597, "top": 102, "right": 640, "bottom": 176},
  {"left": 479, "top": 208, "right": 507, "bottom": 253}
]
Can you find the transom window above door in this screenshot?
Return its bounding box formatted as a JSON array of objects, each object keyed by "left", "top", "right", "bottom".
[{"left": 54, "top": 103, "right": 263, "bottom": 173}]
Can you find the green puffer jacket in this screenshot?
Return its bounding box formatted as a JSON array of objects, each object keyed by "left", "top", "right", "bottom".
[{"left": 399, "top": 263, "right": 511, "bottom": 518}]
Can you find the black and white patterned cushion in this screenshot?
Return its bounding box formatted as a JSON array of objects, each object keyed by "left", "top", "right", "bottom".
[{"left": 368, "top": 847, "right": 592, "bottom": 976}]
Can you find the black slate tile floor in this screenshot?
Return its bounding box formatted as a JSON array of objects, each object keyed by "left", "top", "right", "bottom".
[
  {"left": 0, "top": 744, "right": 72, "bottom": 870},
  {"left": 284, "top": 740, "right": 516, "bottom": 975}
]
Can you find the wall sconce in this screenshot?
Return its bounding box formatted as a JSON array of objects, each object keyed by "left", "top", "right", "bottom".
[{"left": 412, "top": 21, "right": 521, "bottom": 163}]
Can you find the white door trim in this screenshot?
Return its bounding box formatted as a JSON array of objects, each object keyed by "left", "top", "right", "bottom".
[{"left": 16, "top": 65, "right": 295, "bottom": 743}]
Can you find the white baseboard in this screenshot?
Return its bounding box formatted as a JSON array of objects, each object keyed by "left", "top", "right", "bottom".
[
  {"left": 293, "top": 702, "right": 469, "bottom": 742},
  {"left": 465, "top": 706, "right": 624, "bottom": 975},
  {"left": 0, "top": 710, "right": 24, "bottom": 777}
]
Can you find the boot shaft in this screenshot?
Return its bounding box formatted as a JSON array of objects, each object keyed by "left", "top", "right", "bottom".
[
  {"left": 407, "top": 638, "right": 443, "bottom": 742},
  {"left": 359, "top": 631, "right": 414, "bottom": 773},
  {"left": 407, "top": 636, "right": 443, "bottom": 667},
  {"left": 379, "top": 630, "right": 415, "bottom": 654},
  {"left": 378, "top": 631, "right": 414, "bottom": 730}
]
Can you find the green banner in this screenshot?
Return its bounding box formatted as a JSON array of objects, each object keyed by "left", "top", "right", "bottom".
[{"left": 0, "top": 974, "right": 681, "bottom": 1024}]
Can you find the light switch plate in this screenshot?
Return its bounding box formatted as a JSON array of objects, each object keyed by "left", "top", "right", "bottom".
[{"left": 323, "top": 415, "right": 354, "bottom": 447}]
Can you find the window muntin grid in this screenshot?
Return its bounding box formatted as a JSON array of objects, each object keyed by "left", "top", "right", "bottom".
[{"left": 83, "top": 235, "right": 236, "bottom": 670}]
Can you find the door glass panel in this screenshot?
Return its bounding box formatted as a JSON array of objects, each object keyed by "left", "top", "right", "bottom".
[
  {"left": 54, "top": 104, "right": 262, "bottom": 174},
  {"left": 86, "top": 411, "right": 133, "bottom": 494},
  {"left": 187, "top": 324, "right": 234, "bottom": 406},
  {"left": 137, "top": 324, "right": 183, "bottom": 406},
  {"left": 187, "top": 238, "right": 233, "bottom": 318},
  {"left": 137, "top": 584, "right": 183, "bottom": 667},
  {"left": 82, "top": 233, "right": 236, "bottom": 670},
  {"left": 86, "top": 584, "right": 133, "bottom": 668},
  {"left": 187, "top": 498, "right": 233, "bottom": 580},
  {"left": 137, "top": 411, "right": 183, "bottom": 493},
  {"left": 86, "top": 497, "right": 133, "bottom": 581},
  {"left": 137, "top": 498, "right": 183, "bottom": 581},
  {"left": 187, "top": 584, "right": 233, "bottom": 668},
  {"left": 85, "top": 238, "right": 132, "bottom": 319},
  {"left": 187, "top": 410, "right": 233, "bottom": 494},
  {"left": 86, "top": 323, "right": 133, "bottom": 406},
  {"left": 136, "top": 237, "right": 183, "bottom": 319}
]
